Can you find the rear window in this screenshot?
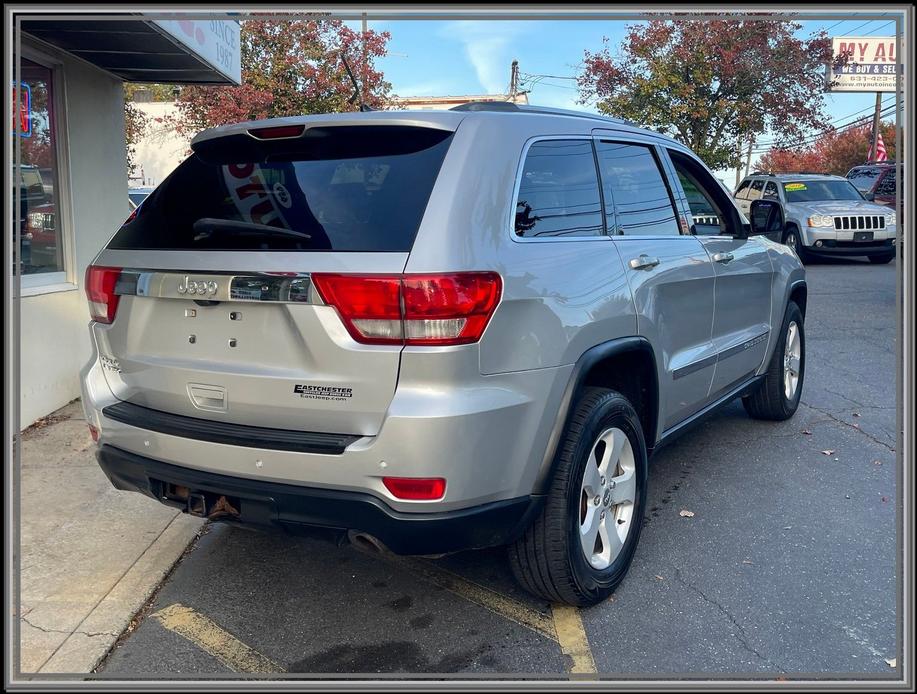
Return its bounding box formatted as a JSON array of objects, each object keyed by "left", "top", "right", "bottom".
[{"left": 108, "top": 126, "right": 454, "bottom": 252}]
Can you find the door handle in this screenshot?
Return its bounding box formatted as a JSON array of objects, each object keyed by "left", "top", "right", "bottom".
[
  {"left": 629, "top": 255, "right": 661, "bottom": 270},
  {"left": 712, "top": 252, "right": 734, "bottom": 263}
]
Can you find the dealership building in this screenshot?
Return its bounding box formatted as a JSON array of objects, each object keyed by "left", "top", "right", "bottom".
[{"left": 15, "top": 17, "right": 240, "bottom": 426}]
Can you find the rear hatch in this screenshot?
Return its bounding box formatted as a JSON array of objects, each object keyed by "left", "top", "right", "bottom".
[{"left": 91, "top": 122, "right": 456, "bottom": 437}]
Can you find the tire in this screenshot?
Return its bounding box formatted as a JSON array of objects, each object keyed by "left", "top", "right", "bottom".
[
  {"left": 783, "top": 226, "right": 810, "bottom": 263},
  {"left": 868, "top": 253, "right": 895, "bottom": 264},
  {"left": 508, "top": 387, "right": 648, "bottom": 606},
  {"left": 743, "top": 301, "right": 805, "bottom": 421}
]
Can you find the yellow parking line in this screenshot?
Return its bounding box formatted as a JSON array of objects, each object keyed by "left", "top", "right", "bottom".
[
  {"left": 394, "top": 557, "right": 558, "bottom": 641},
  {"left": 550, "top": 604, "right": 597, "bottom": 675},
  {"left": 151, "top": 603, "right": 284, "bottom": 673}
]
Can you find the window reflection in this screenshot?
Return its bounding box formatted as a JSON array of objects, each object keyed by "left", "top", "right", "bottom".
[
  {"left": 595, "top": 142, "right": 679, "bottom": 236},
  {"left": 16, "top": 58, "right": 62, "bottom": 276},
  {"left": 514, "top": 140, "right": 603, "bottom": 238}
]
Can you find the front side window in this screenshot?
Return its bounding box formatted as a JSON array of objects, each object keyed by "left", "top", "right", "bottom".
[
  {"left": 16, "top": 57, "right": 63, "bottom": 277},
  {"left": 514, "top": 140, "right": 603, "bottom": 238},
  {"left": 595, "top": 141, "right": 679, "bottom": 236},
  {"left": 763, "top": 182, "right": 779, "bottom": 200},
  {"left": 782, "top": 180, "right": 864, "bottom": 203}
]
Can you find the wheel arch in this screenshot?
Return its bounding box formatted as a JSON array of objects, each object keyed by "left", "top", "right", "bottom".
[{"left": 532, "top": 337, "right": 659, "bottom": 496}]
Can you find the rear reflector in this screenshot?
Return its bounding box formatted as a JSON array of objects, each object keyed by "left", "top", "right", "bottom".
[
  {"left": 85, "top": 265, "right": 122, "bottom": 324},
  {"left": 249, "top": 124, "right": 306, "bottom": 140},
  {"left": 311, "top": 272, "right": 501, "bottom": 346},
  {"left": 383, "top": 477, "right": 446, "bottom": 501},
  {"left": 87, "top": 424, "right": 99, "bottom": 443}
]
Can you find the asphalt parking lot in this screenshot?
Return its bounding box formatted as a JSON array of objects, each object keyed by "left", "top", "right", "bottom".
[{"left": 96, "top": 257, "right": 899, "bottom": 679}]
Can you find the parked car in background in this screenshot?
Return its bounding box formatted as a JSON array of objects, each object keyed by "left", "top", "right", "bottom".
[
  {"left": 846, "top": 162, "right": 899, "bottom": 211},
  {"left": 735, "top": 172, "right": 897, "bottom": 264},
  {"left": 82, "top": 104, "right": 806, "bottom": 606},
  {"left": 128, "top": 186, "right": 154, "bottom": 211}
]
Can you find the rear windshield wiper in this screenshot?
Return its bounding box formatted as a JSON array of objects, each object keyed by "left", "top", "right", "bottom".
[{"left": 192, "top": 218, "right": 312, "bottom": 240}]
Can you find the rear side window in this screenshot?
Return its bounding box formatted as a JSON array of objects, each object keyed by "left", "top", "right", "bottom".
[
  {"left": 108, "top": 126, "right": 454, "bottom": 252},
  {"left": 514, "top": 140, "right": 604, "bottom": 238},
  {"left": 876, "top": 169, "right": 896, "bottom": 195},
  {"left": 595, "top": 141, "right": 679, "bottom": 236}
]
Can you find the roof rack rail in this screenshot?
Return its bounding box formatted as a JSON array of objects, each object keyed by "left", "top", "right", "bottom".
[
  {"left": 448, "top": 101, "right": 638, "bottom": 127},
  {"left": 450, "top": 101, "right": 520, "bottom": 112}
]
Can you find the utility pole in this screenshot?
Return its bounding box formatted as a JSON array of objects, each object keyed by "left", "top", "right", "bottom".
[
  {"left": 509, "top": 59, "right": 519, "bottom": 101},
  {"left": 744, "top": 138, "right": 755, "bottom": 178},
  {"left": 869, "top": 91, "right": 882, "bottom": 162}
]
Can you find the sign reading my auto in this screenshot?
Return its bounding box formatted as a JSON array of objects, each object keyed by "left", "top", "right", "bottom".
[{"left": 828, "top": 37, "right": 901, "bottom": 92}]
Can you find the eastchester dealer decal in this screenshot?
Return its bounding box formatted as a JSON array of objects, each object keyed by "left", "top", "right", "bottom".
[{"left": 294, "top": 385, "right": 353, "bottom": 401}]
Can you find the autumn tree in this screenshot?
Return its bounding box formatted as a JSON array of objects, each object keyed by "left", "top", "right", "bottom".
[
  {"left": 578, "top": 19, "right": 835, "bottom": 170},
  {"left": 757, "top": 121, "right": 898, "bottom": 176},
  {"left": 170, "top": 18, "right": 391, "bottom": 137}
]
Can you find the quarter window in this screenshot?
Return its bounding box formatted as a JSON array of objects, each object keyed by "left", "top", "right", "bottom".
[
  {"left": 595, "top": 141, "right": 679, "bottom": 236},
  {"left": 514, "top": 140, "right": 604, "bottom": 238},
  {"left": 735, "top": 179, "right": 752, "bottom": 199}
]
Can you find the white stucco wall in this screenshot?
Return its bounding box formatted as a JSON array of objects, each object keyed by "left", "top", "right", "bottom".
[
  {"left": 19, "top": 43, "right": 128, "bottom": 427},
  {"left": 131, "top": 101, "right": 192, "bottom": 187}
]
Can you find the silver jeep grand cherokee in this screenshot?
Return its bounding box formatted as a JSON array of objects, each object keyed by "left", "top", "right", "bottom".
[
  {"left": 734, "top": 172, "right": 898, "bottom": 264},
  {"left": 81, "top": 104, "right": 806, "bottom": 606}
]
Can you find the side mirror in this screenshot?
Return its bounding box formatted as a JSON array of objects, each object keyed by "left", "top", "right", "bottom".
[
  {"left": 749, "top": 199, "right": 784, "bottom": 237},
  {"left": 862, "top": 191, "right": 875, "bottom": 201}
]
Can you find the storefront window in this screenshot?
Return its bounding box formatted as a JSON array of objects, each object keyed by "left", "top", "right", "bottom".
[{"left": 15, "top": 57, "right": 63, "bottom": 277}]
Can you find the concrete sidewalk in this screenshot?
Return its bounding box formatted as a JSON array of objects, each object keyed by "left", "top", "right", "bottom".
[{"left": 17, "top": 400, "right": 203, "bottom": 674}]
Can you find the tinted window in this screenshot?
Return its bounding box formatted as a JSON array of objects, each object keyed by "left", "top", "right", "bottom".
[
  {"left": 782, "top": 180, "right": 863, "bottom": 203},
  {"left": 108, "top": 126, "right": 454, "bottom": 252},
  {"left": 875, "top": 170, "right": 896, "bottom": 195},
  {"left": 747, "top": 180, "right": 764, "bottom": 200},
  {"left": 847, "top": 166, "right": 883, "bottom": 192},
  {"left": 514, "top": 140, "right": 603, "bottom": 238},
  {"left": 763, "top": 182, "right": 779, "bottom": 200},
  {"left": 595, "top": 142, "right": 679, "bottom": 236}
]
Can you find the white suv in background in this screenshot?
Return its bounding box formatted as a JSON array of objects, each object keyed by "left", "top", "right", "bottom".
[{"left": 734, "top": 173, "right": 898, "bottom": 264}]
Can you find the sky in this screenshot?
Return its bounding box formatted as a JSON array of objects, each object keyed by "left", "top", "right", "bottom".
[{"left": 354, "top": 13, "right": 903, "bottom": 179}]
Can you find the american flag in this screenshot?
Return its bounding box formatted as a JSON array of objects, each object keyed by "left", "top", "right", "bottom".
[{"left": 873, "top": 132, "right": 888, "bottom": 162}]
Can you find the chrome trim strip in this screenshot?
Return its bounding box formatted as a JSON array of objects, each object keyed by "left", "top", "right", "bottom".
[
  {"left": 114, "top": 270, "right": 320, "bottom": 304},
  {"left": 672, "top": 329, "right": 770, "bottom": 380}
]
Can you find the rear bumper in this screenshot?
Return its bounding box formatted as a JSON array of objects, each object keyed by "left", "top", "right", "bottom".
[{"left": 97, "top": 444, "right": 543, "bottom": 555}]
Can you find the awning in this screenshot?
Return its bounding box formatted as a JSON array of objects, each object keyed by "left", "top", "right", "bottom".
[{"left": 20, "top": 17, "right": 241, "bottom": 85}]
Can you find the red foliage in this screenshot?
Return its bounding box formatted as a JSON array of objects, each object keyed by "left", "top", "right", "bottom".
[
  {"left": 757, "top": 121, "right": 898, "bottom": 175},
  {"left": 170, "top": 18, "right": 391, "bottom": 136},
  {"left": 578, "top": 18, "right": 834, "bottom": 169}
]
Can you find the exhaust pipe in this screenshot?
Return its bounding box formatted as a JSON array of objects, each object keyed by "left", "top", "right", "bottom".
[{"left": 347, "top": 530, "right": 393, "bottom": 556}]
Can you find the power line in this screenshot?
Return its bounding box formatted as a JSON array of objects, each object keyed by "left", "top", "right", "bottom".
[
  {"left": 754, "top": 96, "right": 897, "bottom": 148},
  {"left": 751, "top": 103, "right": 898, "bottom": 153}
]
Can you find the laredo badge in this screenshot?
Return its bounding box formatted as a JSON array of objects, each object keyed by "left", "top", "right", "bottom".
[{"left": 294, "top": 384, "right": 353, "bottom": 401}]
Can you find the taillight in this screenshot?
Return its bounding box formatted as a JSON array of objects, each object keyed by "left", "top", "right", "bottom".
[
  {"left": 85, "top": 265, "right": 122, "bottom": 324},
  {"left": 382, "top": 477, "right": 446, "bottom": 501},
  {"left": 311, "top": 272, "right": 502, "bottom": 346}
]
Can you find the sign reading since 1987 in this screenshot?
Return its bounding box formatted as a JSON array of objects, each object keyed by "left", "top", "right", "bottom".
[{"left": 828, "top": 37, "right": 901, "bottom": 92}]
